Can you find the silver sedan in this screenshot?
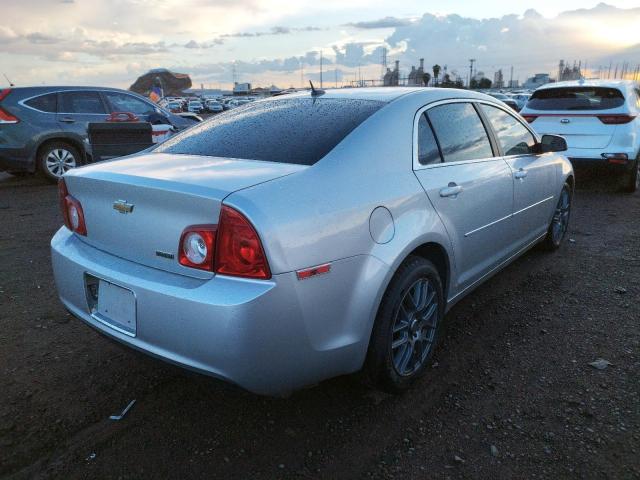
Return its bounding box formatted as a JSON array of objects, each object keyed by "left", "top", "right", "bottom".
[{"left": 51, "top": 87, "right": 573, "bottom": 395}]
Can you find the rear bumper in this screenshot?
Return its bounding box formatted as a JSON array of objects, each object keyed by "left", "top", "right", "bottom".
[
  {"left": 568, "top": 157, "right": 637, "bottom": 172},
  {"left": 51, "top": 228, "right": 385, "bottom": 395}
]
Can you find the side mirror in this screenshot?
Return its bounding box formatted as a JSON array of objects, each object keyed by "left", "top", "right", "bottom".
[{"left": 540, "top": 134, "right": 567, "bottom": 153}]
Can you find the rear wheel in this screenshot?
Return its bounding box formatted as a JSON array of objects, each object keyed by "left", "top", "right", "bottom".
[
  {"left": 38, "top": 141, "right": 80, "bottom": 183},
  {"left": 542, "top": 182, "right": 572, "bottom": 251},
  {"left": 365, "top": 256, "right": 444, "bottom": 392},
  {"left": 621, "top": 159, "right": 639, "bottom": 193}
]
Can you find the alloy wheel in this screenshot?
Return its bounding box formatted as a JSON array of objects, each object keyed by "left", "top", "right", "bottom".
[
  {"left": 45, "top": 148, "right": 77, "bottom": 178},
  {"left": 391, "top": 278, "right": 439, "bottom": 376},
  {"left": 551, "top": 187, "right": 571, "bottom": 244}
]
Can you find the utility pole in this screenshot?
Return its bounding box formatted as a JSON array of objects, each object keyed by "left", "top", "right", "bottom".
[
  {"left": 381, "top": 47, "right": 387, "bottom": 81},
  {"left": 468, "top": 59, "right": 476, "bottom": 88},
  {"left": 509, "top": 65, "right": 513, "bottom": 88},
  {"left": 608, "top": 60, "right": 612, "bottom": 79}
]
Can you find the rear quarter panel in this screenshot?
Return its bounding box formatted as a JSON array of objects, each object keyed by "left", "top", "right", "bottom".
[{"left": 224, "top": 95, "right": 454, "bottom": 358}]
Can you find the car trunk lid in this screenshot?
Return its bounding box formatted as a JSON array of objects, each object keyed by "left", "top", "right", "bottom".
[
  {"left": 525, "top": 114, "right": 618, "bottom": 149},
  {"left": 64, "top": 152, "right": 306, "bottom": 278}
]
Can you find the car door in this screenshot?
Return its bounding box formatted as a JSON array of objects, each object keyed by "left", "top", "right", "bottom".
[
  {"left": 57, "top": 90, "right": 110, "bottom": 142},
  {"left": 479, "top": 103, "right": 556, "bottom": 248},
  {"left": 413, "top": 101, "right": 514, "bottom": 295}
]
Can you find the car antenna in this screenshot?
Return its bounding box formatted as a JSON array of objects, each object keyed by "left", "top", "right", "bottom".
[
  {"left": 309, "top": 80, "right": 325, "bottom": 96},
  {"left": 3, "top": 73, "right": 14, "bottom": 87}
]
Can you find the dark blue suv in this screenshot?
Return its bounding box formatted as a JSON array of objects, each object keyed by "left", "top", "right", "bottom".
[{"left": 0, "top": 86, "right": 195, "bottom": 182}]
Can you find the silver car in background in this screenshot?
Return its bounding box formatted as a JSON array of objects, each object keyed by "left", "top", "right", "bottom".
[{"left": 51, "top": 88, "right": 573, "bottom": 395}]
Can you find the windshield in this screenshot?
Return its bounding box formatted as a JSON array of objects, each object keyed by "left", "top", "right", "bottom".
[
  {"left": 527, "top": 87, "right": 625, "bottom": 111},
  {"left": 154, "top": 97, "right": 385, "bottom": 165}
]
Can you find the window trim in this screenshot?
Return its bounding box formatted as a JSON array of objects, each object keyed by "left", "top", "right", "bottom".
[
  {"left": 475, "top": 100, "right": 541, "bottom": 159},
  {"left": 412, "top": 98, "right": 501, "bottom": 171},
  {"left": 18, "top": 88, "right": 164, "bottom": 116},
  {"left": 21, "top": 92, "right": 58, "bottom": 114}
]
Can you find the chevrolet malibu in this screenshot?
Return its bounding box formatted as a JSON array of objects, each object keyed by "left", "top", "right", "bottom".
[{"left": 51, "top": 88, "right": 573, "bottom": 395}]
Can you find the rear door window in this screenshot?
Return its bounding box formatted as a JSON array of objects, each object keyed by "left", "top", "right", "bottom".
[
  {"left": 104, "top": 92, "right": 156, "bottom": 115},
  {"left": 417, "top": 113, "right": 442, "bottom": 165},
  {"left": 155, "top": 97, "right": 385, "bottom": 165},
  {"left": 480, "top": 104, "right": 537, "bottom": 156},
  {"left": 426, "top": 103, "right": 494, "bottom": 163},
  {"left": 527, "top": 87, "right": 625, "bottom": 111},
  {"left": 25, "top": 93, "right": 57, "bottom": 113},
  {"left": 59, "top": 91, "right": 106, "bottom": 114}
]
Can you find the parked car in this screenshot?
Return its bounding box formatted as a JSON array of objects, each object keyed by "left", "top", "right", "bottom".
[
  {"left": 205, "top": 100, "right": 223, "bottom": 113},
  {"left": 51, "top": 88, "right": 573, "bottom": 395},
  {"left": 0, "top": 86, "right": 194, "bottom": 181},
  {"left": 487, "top": 92, "right": 520, "bottom": 111},
  {"left": 187, "top": 100, "right": 203, "bottom": 113},
  {"left": 510, "top": 93, "right": 531, "bottom": 111},
  {"left": 164, "top": 101, "right": 183, "bottom": 113},
  {"left": 520, "top": 80, "right": 640, "bottom": 192}
]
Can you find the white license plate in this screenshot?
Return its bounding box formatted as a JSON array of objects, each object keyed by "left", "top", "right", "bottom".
[{"left": 93, "top": 280, "right": 137, "bottom": 336}]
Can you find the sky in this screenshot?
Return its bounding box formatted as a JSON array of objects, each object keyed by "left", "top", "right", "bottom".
[{"left": 0, "top": 0, "right": 639, "bottom": 90}]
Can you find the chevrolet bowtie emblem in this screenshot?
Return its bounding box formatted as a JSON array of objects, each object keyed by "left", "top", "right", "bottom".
[{"left": 113, "top": 200, "right": 134, "bottom": 214}]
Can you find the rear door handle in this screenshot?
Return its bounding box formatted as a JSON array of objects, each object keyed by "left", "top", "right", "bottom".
[
  {"left": 60, "top": 117, "right": 75, "bottom": 123},
  {"left": 439, "top": 184, "right": 463, "bottom": 198},
  {"left": 514, "top": 169, "right": 528, "bottom": 179}
]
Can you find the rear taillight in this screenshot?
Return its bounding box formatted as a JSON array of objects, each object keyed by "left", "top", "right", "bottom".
[
  {"left": 178, "top": 206, "right": 271, "bottom": 279},
  {"left": 522, "top": 115, "right": 537, "bottom": 123},
  {"left": 215, "top": 206, "right": 271, "bottom": 279},
  {"left": 597, "top": 114, "right": 636, "bottom": 125},
  {"left": 178, "top": 225, "right": 217, "bottom": 271},
  {"left": 0, "top": 88, "right": 20, "bottom": 124},
  {"left": 58, "top": 178, "right": 87, "bottom": 235},
  {"left": 0, "top": 89, "right": 19, "bottom": 124}
]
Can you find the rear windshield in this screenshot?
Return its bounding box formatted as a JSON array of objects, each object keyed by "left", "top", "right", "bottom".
[
  {"left": 155, "top": 97, "right": 385, "bottom": 165},
  {"left": 527, "top": 87, "right": 625, "bottom": 111}
]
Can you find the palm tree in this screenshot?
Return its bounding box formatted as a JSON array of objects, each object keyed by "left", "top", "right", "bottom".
[
  {"left": 422, "top": 72, "right": 431, "bottom": 87},
  {"left": 432, "top": 64, "right": 441, "bottom": 86}
]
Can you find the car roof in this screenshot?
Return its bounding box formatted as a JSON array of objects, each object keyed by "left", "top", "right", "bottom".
[
  {"left": 536, "top": 79, "right": 638, "bottom": 94},
  {"left": 274, "top": 87, "right": 495, "bottom": 104},
  {"left": 6, "top": 85, "right": 133, "bottom": 94}
]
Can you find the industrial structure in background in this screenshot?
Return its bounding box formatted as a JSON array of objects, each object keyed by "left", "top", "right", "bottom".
[
  {"left": 557, "top": 60, "right": 583, "bottom": 82},
  {"left": 493, "top": 69, "right": 505, "bottom": 89}
]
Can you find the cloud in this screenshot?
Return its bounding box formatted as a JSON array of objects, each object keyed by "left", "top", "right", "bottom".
[
  {"left": 183, "top": 38, "right": 224, "bottom": 49},
  {"left": 26, "top": 32, "right": 60, "bottom": 44},
  {"left": 1, "top": 3, "right": 639, "bottom": 89},
  {"left": 219, "top": 25, "right": 322, "bottom": 38},
  {"left": 0, "top": 26, "right": 17, "bottom": 43},
  {"left": 347, "top": 16, "right": 414, "bottom": 29}
]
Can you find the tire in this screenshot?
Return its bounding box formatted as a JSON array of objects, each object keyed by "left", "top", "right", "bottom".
[
  {"left": 365, "top": 255, "right": 444, "bottom": 393},
  {"left": 542, "top": 182, "right": 572, "bottom": 251},
  {"left": 621, "top": 159, "right": 639, "bottom": 193},
  {"left": 37, "top": 141, "right": 81, "bottom": 183}
]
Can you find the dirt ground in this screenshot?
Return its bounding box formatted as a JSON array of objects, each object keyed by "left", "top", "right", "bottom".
[{"left": 0, "top": 170, "right": 638, "bottom": 480}]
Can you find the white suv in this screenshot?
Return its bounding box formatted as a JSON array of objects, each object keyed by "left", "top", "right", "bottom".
[{"left": 520, "top": 80, "right": 640, "bottom": 192}]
